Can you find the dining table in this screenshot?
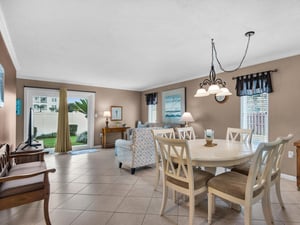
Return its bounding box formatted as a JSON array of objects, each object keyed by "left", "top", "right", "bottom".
[{"left": 186, "top": 139, "right": 257, "bottom": 174}]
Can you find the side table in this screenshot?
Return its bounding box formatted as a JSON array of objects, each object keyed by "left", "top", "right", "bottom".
[{"left": 102, "top": 127, "right": 129, "bottom": 148}]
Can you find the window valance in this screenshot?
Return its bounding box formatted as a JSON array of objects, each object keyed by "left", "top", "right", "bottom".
[
  {"left": 145, "top": 92, "right": 158, "bottom": 105},
  {"left": 234, "top": 70, "right": 275, "bottom": 96}
]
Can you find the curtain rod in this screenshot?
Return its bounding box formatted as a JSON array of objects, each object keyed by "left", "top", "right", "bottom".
[
  {"left": 144, "top": 92, "right": 157, "bottom": 96},
  {"left": 232, "top": 69, "right": 278, "bottom": 80}
]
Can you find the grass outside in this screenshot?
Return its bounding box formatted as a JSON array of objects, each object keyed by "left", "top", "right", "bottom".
[{"left": 37, "top": 136, "right": 86, "bottom": 148}]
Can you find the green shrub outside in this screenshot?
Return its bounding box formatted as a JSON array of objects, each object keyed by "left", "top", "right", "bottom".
[
  {"left": 69, "top": 124, "right": 78, "bottom": 136},
  {"left": 37, "top": 136, "right": 84, "bottom": 148}
]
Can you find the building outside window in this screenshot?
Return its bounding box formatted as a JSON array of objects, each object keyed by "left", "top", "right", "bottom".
[
  {"left": 148, "top": 104, "right": 157, "bottom": 123},
  {"left": 240, "top": 93, "right": 269, "bottom": 144}
]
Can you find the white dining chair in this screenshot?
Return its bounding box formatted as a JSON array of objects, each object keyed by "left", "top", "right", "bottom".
[
  {"left": 232, "top": 134, "right": 293, "bottom": 211},
  {"left": 207, "top": 137, "right": 282, "bottom": 225},
  {"left": 151, "top": 128, "right": 175, "bottom": 190},
  {"left": 271, "top": 134, "right": 293, "bottom": 208},
  {"left": 176, "top": 127, "right": 196, "bottom": 140},
  {"left": 155, "top": 136, "right": 214, "bottom": 225},
  {"left": 226, "top": 127, "right": 253, "bottom": 144}
]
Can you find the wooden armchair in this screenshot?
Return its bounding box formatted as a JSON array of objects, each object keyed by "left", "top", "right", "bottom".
[{"left": 0, "top": 144, "right": 56, "bottom": 225}]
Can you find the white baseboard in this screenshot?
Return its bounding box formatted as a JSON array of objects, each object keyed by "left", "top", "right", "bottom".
[{"left": 281, "top": 173, "right": 296, "bottom": 181}]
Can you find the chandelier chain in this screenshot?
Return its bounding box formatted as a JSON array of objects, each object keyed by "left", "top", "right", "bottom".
[{"left": 212, "top": 34, "right": 252, "bottom": 73}]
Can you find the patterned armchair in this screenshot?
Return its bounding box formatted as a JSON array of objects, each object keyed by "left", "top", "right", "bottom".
[{"left": 115, "top": 127, "right": 158, "bottom": 174}]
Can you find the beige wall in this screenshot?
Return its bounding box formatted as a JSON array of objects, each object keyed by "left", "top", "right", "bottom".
[
  {"left": 142, "top": 55, "right": 300, "bottom": 176},
  {"left": 0, "top": 32, "right": 16, "bottom": 149},
  {"left": 16, "top": 79, "right": 141, "bottom": 146}
]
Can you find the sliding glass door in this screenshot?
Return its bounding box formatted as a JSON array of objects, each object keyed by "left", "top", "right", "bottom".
[{"left": 24, "top": 87, "right": 95, "bottom": 150}]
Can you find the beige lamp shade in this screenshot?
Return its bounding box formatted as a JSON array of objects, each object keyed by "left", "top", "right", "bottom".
[
  {"left": 180, "top": 112, "right": 194, "bottom": 127},
  {"left": 180, "top": 112, "right": 194, "bottom": 122},
  {"left": 103, "top": 111, "right": 111, "bottom": 118}
]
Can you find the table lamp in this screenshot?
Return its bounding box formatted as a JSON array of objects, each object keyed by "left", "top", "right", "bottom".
[
  {"left": 103, "top": 111, "right": 111, "bottom": 128},
  {"left": 180, "top": 112, "right": 194, "bottom": 127}
]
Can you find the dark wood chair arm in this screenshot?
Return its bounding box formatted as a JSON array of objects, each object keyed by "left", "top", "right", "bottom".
[
  {"left": 10, "top": 151, "right": 45, "bottom": 161},
  {"left": 0, "top": 168, "right": 56, "bottom": 183}
]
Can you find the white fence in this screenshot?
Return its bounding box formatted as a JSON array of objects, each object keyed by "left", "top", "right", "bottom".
[{"left": 33, "top": 111, "right": 87, "bottom": 136}]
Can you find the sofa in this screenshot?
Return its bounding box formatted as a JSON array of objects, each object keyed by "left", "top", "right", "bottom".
[{"left": 115, "top": 127, "right": 159, "bottom": 174}]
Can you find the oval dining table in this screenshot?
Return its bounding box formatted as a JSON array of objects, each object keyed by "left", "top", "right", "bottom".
[{"left": 186, "top": 139, "right": 257, "bottom": 174}]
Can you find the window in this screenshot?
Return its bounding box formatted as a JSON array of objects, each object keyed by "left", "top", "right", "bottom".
[
  {"left": 241, "top": 93, "right": 268, "bottom": 144},
  {"left": 24, "top": 87, "right": 95, "bottom": 150},
  {"left": 145, "top": 92, "right": 157, "bottom": 123},
  {"left": 148, "top": 104, "right": 157, "bottom": 123}
]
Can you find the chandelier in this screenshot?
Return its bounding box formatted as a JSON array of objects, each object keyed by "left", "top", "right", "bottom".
[{"left": 194, "top": 31, "right": 255, "bottom": 97}]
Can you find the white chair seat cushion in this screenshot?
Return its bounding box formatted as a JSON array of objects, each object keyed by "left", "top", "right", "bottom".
[
  {"left": 167, "top": 169, "right": 214, "bottom": 189},
  {"left": 208, "top": 171, "right": 263, "bottom": 199}
]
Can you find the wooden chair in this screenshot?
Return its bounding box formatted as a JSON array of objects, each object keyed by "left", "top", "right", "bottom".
[
  {"left": 151, "top": 128, "right": 175, "bottom": 190},
  {"left": 232, "top": 134, "right": 293, "bottom": 210},
  {"left": 0, "top": 144, "right": 56, "bottom": 225},
  {"left": 207, "top": 138, "right": 282, "bottom": 225},
  {"left": 226, "top": 127, "right": 253, "bottom": 144},
  {"left": 271, "top": 134, "right": 293, "bottom": 208},
  {"left": 176, "top": 127, "right": 196, "bottom": 140},
  {"left": 155, "top": 136, "right": 214, "bottom": 225}
]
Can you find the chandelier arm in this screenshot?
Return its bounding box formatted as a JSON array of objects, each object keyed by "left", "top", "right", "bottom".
[
  {"left": 199, "top": 78, "right": 212, "bottom": 87},
  {"left": 214, "top": 78, "right": 226, "bottom": 87},
  {"left": 213, "top": 32, "right": 252, "bottom": 72}
]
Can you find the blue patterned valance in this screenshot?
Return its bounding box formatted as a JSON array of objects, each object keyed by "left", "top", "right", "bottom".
[
  {"left": 145, "top": 92, "right": 158, "bottom": 105},
  {"left": 234, "top": 71, "right": 274, "bottom": 96}
]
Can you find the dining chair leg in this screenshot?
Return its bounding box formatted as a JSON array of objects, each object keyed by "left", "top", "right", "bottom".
[
  {"left": 160, "top": 185, "right": 168, "bottom": 215},
  {"left": 189, "top": 195, "right": 195, "bottom": 225},
  {"left": 173, "top": 190, "right": 177, "bottom": 204},
  {"left": 154, "top": 166, "right": 160, "bottom": 190},
  {"left": 261, "top": 193, "right": 273, "bottom": 225},
  {"left": 207, "top": 192, "right": 213, "bottom": 225},
  {"left": 275, "top": 178, "right": 285, "bottom": 209},
  {"left": 244, "top": 205, "right": 252, "bottom": 225}
]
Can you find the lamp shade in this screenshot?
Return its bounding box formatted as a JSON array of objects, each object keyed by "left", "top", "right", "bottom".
[
  {"left": 216, "top": 87, "right": 232, "bottom": 96},
  {"left": 180, "top": 112, "right": 194, "bottom": 122},
  {"left": 103, "top": 111, "right": 111, "bottom": 118},
  {"left": 207, "top": 84, "right": 221, "bottom": 94},
  {"left": 194, "top": 88, "right": 209, "bottom": 97}
]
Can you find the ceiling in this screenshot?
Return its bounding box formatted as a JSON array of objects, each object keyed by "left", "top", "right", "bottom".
[{"left": 0, "top": 0, "right": 300, "bottom": 91}]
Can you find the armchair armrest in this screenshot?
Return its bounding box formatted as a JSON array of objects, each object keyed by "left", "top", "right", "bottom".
[{"left": 115, "top": 139, "right": 133, "bottom": 156}]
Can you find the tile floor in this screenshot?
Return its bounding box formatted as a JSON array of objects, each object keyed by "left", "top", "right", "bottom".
[{"left": 1, "top": 148, "right": 299, "bottom": 225}]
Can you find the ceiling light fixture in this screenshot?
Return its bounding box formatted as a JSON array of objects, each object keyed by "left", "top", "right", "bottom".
[{"left": 194, "top": 31, "right": 255, "bottom": 97}]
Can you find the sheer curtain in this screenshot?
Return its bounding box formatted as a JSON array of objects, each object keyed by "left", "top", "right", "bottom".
[{"left": 55, "top": 88, "right": 72, "bottom": 153}]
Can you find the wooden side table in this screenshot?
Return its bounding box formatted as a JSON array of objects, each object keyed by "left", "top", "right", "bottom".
[
  {"left": 294, "top": 140, "right": 300, "bottom": 191},
  {"left": 102, "top": 127, "right": 129, "bottom": 148}
]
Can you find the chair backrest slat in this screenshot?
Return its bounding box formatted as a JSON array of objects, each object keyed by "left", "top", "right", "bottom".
[
  {"left": 273, "top": 134, "right": 293, "bottom": 176},
  {"left": 152, "top": 128, "right": 175, "bottom": 155},
  {"left": 176, "top": 127, "right": 196, "bottom": 140},
  {"left": 246, "top": 138, "right": 282, "bottom": 201},
  {"left": 155, "top": 136, "right": 194, "bottom": 186},
  {"left": 226, "top": 127, "right": 253, "bottom": 144}
]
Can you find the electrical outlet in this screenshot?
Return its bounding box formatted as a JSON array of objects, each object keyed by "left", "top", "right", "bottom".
[{"left": 288, "top": 151, "right": 294, "bottom": 158}]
